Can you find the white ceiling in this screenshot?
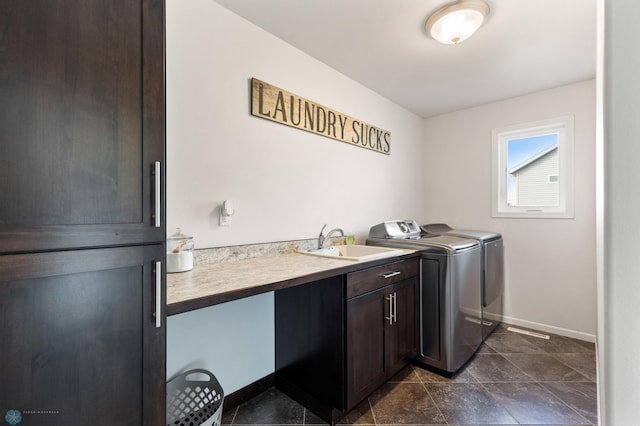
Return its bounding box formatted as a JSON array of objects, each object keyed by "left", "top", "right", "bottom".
[{"left": 213, "top": 0, "right": 597, "bottom": 118}]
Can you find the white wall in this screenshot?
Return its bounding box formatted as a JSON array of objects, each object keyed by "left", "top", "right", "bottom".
[
  {"left": 167, "top": 293, "right": 274, "bottom": 395},
  {"left": 165, "top": 0, "right": 424, "bottom": 393},
  {"left": 602, "top": 0, "right": 640, "bottom": 422},
  {"left": 166, "top": 1, "right": 424, "bottom": 249},
  {"left": 422, "top": 80, "right": 597, "bottom": 340}
]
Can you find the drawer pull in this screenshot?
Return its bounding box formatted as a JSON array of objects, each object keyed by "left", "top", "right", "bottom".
[{"left": 382, "top": 271, "right": 401, "bottom": 279}]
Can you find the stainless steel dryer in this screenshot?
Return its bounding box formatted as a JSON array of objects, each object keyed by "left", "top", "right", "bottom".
[
  {"left": 367, "top": 220, "right": 483, "bottom": 374},
  {"left": 422, "top": 223, "right": 504, "bottom": 341}
]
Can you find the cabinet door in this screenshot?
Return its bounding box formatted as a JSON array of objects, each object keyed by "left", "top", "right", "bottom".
[
  {"left": 0, "top": 0, "right": 165, "bottom": 253},
  {"left": 346, "top": 287, "right": 387, "bottom": 408},
  {"left": 0, "top": 245, "right": 166, "bottom": 425},
  {"left": 387, "top": 277, "right": 419, "bottom": 374}
]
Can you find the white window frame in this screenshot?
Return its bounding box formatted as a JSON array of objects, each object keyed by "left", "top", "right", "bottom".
[{"left": 491, "top": 115, "right": 574, "bottom": 218}]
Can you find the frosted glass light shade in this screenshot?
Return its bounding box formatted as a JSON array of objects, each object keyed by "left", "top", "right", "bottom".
[{"left": 426, "top": 0, "right": 490, "bottom": 45}]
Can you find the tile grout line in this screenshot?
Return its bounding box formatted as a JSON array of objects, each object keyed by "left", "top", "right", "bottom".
[
  {"left": 475, "top": 377, "right": 520, "bottom": 425},
  {"left": 535, "top": 381, "right": 595, "bottom": 425},
  {"left": 367, "top": 396, "right": 378, "bottom": 425},
  {"left": 411, "top": 364, "right": 450, "bottom": 425},
  {"left": 548, "top": 351, "right": 596, "bottom": 382},
  {"left": 227, "top": 405, "right": 238, "bottom": 425}
]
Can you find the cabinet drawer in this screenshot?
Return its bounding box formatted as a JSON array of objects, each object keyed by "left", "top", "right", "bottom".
[{"left": 347, "top": 257, "right": 419, "bottom": 299}]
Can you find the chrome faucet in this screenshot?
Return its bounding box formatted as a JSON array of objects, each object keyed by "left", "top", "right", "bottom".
[{"left": 318, "top": 224, "right": 345, "bottom": 249}]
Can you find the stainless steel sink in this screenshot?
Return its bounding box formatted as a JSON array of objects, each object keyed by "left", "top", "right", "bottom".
[{"left": 298, "top": 245, "right": 406, "bottom": 261}]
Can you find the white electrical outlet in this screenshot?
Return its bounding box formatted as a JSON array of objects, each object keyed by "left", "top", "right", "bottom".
[{"left": 219, "top": 200, "right": 234, "bottom": 227}]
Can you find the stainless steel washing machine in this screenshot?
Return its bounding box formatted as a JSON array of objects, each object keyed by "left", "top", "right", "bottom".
[
  {"left": 367, "top": 220, "right": 483, "bottom": 374},
  {"left": 422, "top": 223, "right": 504, "bottom": 341}
]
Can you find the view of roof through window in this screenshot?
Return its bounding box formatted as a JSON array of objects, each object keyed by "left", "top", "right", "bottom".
[{"left": 507, "top": 133, "right": 559, "bottom": 206}]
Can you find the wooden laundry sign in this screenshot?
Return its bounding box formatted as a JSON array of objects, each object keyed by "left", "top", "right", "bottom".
[{"left": 250, "top": 78, "right": 391, "bottom": 155}]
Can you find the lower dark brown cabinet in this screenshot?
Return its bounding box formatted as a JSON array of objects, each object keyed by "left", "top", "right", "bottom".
[
  {"left": 0, "top": 245, "right": 166, "bottom": 426},
  {"left": 346, "top": 276, "right": 418, "bottom": 408},
  {"left": 275, "top": 257, "right": 419, "bottom": 425}
]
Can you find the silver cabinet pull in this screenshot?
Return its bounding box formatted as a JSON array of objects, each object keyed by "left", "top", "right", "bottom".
[
  {"left": 385, "top": 294, "right": 394, "bottom": 325},
  {"left": 153, "top": 161, "right": 161, "bottom": 227},
  {"left": 155, "top": 261, "right": 162, "bottom": 328},
  {"left": 382, "top": 271, "right": 401, "bottom": 279},
  {"left": 393, "top": 291, "right": 398, "bottom": 324},
  {"left": 385, "top": 292, "right": 398, "bottom": 325}
]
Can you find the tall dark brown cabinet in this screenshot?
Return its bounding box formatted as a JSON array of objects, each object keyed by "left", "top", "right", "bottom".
[{"left": 0, "top": 1, "right": 166, "bottom": 425}]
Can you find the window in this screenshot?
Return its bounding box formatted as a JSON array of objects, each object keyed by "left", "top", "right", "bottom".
[{"left": 492, "top": 115, "right": 574, "bottom": 218}]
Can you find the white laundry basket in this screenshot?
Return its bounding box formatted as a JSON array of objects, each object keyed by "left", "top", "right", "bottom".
[{"left": 166, "top": 369, "right": 224, "bottom": 426}]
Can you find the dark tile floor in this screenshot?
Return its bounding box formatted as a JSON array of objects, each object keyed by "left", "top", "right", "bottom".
[{"left": 222, "top": 324, "right": 598, "bottom": 425}]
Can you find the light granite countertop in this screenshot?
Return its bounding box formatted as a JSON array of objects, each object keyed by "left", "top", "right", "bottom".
[{"left": 166, "top": 250, "right": 417, "bottom": 315}]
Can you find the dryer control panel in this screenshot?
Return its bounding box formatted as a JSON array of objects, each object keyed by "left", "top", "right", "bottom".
[{"left": 368, "top": 220, "right": 422, "bottom": 239}]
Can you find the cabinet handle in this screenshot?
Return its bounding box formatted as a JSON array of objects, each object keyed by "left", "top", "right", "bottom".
[
  {"left": 385, "top": 292, "right": 397, "bottom": 325},
  {"left": 382, "top": 271, "right": 401, "bottom": 279},
  {"left": 155, "top": 261, "right": 162, "bottom": 328},
  {"left": 393, "top": 291, "right": 398, "bottom": 324},
  {"left": 153, "top": 161, "right": 161, "bottom": 227},
  {"left": 385, "top": 294, "right": 394, "bottom": 325}
]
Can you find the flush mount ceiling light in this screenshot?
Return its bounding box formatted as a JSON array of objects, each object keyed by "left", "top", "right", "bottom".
[{"left": 426, "top": 0, "right": 490, "bottom": 45}]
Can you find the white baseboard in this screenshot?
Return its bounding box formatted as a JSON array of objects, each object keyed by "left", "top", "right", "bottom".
[{"left": 501, "top": 315, "right": 597, "bottom": 343}]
